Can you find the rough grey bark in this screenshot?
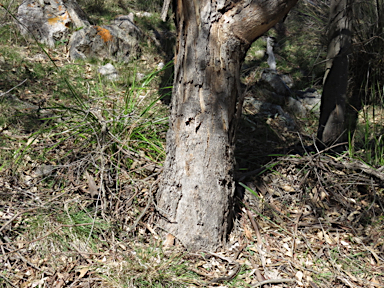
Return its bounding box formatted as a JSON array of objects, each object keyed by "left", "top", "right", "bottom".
[
  {"left": 317, "top": 0, "right": 352, "bottom": 146},
  {"left": 157, "top": 0, "right": 297, "bottom": 251}
]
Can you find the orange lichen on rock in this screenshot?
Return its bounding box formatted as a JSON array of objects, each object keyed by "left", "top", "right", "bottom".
[
  {"left": 47, "top": 11, "right": 69, "bottom": 26},
  {"left": 96, "top": 26, "right": 113, "bottom": 42}
]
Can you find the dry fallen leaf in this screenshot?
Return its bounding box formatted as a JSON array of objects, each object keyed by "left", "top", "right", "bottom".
[
  {"left": 77, "top": 267, "right": 89, "bottom": 279},
  {"left": 85, "top": 171, "right": 98, "bottom": 197},
  {"left": 163, "top": 233, "right": 175, "bottom": 248},
  {"left": 283, "top": 243, "right": 293, "bottom": 257},
  {"left": 324, "top": 233, "right": 334, "bottom": 245},
  {"left": 296, "top": 270, "right": 304, "bottom": 281},
  {"left": 281, "top": 184, "right": 295, "bottom": 192},
  {"left": 244, "top": 225, "right": 253, "bottom": 241}
]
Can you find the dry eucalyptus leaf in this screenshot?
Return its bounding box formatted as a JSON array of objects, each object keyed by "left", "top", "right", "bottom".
[
  {"left": 163, "top": 233, "right": 175, "bottom": 248},
  {"left": 244, "top": 225, "right": 253, "bottom": 241},
  {"left": 85, "top": 171, "right": 98, "bottom": 197},
  {"left": 281, "top": 184, "right": 295, "bottom": 192},
  {"left": 77, "top": 267, "right": 89, "bottom": 279}
]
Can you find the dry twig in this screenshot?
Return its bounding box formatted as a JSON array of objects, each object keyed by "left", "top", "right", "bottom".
[
  {"left": 0, "top": 208, "right": 38, "bottom": 233},
  {"left": 284, "top": 155, "right": 384, "bottom": 181}
]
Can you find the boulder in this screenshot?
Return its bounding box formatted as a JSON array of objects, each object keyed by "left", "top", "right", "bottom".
[
  {"left": 243, "top": 97, "right": 297, "bottom": 131},
  {"left": 285, "top": 96, "right": 307, "bottom": 117},
  {"left": 16, "top": 0, "right": 89, "bottom": 48},
  {"left": 110, "top": 13, "right": 141, "bottom": 37},
  {"left": 68, "top": 23, "right": 140, "bottom": 62},
  {"left": 258, "top": 69, "right": 321, "bottom": 117},
  {"left": 260, "top": 69, "right": 292, "bottom": 97},
  {"left": 296, "top": 88, "right": 321, "bottom": 112},
  {"left": 16, "top": 2, "right": 141, "bottom": 62}
]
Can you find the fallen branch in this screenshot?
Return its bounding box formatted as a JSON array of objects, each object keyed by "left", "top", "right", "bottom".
[
  {"left": 0, "top": 79, "right": 27, "bottom": 98},
  {"left": 208, "top": 262, "right": 240, "bottom": 284},
  {"left": 247, "top": 209, "right": 267, "bottom": 268},
  {"left": 284, "top": 155, "right": 384, "bottom": 181},
  {"left": 0, "top": 274, "right": 16, "bottom": 288},
  {"left": 250, "top": 278, "right": 296, "bottom": 287}
]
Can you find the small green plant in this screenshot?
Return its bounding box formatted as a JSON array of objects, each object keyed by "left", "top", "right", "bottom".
[{"left": 55, "top": 38, "right": 68, "bottom": 46}]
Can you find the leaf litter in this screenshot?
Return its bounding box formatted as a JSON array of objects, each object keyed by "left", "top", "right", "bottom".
[
  {"left": 0, "top": 2, "right": 384, "bottom": 287},
  {"left": 2, "top": 137, "right": 383, "bottom": 287}
]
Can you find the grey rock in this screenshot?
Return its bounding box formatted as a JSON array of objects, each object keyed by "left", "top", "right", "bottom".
[
  {"left": 135, "top": 12, "right": 153, "bottom": 17},
  {"left": 260, "top": 69, "right": 291, "bottom": 96},
  {"left": 244, "top": 98, "right": 285, "bottom": 117},
  {"left": 16, "top": 0, "right": 89, "bottom": 48},
  {"left": 98, "top": 63, "right": 119, "bottom": 80},
  {"left": 285, "top": 96, "right": 307, "bottom": 117},
  {"left": 280, "top": 74, "right": 294, "bottom": 88},
  {"left": 33, "top": 165, "right": 57, "bottom": 177},
  {"left": 68, "top": 24, "right": 140, "bottom": 62},
  {"left": 64, "top": 0, "right": 90, "bottom": 28},
  {"left": 254, "top": 49, "right": 265, "bottom": 59},
  {"left": 296, "top": 88, "right": 321, "bottom": 111},
  {"left": 136, "top": 72, "right": 145, "bottom": 81},
  {"left": 259, "top": 69, "right": 321, "bottom": 117},
  {"left": 110, "top": 14, "right": 141, "bottom": 37},
  {"left": 157, "top": 62, "right": 165, "bottom": 70},
  {"left": 243, "top": 97, "right": 297, "bottom": 130}
]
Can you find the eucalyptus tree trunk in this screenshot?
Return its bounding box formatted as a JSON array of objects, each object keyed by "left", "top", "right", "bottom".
[
  {"left": 157, "top": 0, "right": 297, "bottom": 251},
  {"left": 317, "top": 0, "right": 352, "bottom": 147}
]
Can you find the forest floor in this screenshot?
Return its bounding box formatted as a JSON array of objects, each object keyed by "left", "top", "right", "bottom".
[{"left": 0, "top": 1, "right": 383, "bottom": 287}]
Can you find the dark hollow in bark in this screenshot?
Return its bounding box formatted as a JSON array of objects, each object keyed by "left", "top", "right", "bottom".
[{"left": 156, "top": 0, "right": 298, "bottom": 251}]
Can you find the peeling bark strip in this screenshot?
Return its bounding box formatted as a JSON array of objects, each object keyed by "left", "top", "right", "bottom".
[{"left": 157, "top": 0, "right": 297, "bottom": 251}]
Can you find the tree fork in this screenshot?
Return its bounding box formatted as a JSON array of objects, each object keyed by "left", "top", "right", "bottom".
[{"left": 157, "top": 0, "right": 298, "bottom": 251}]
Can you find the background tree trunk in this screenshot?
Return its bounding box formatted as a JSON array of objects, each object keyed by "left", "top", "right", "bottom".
[
  {"left": 317, "top": 0, "right": 352, "bottom": 147},
  {"left": 157, "top": 0, "right": 297, "bottom": 251}
]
